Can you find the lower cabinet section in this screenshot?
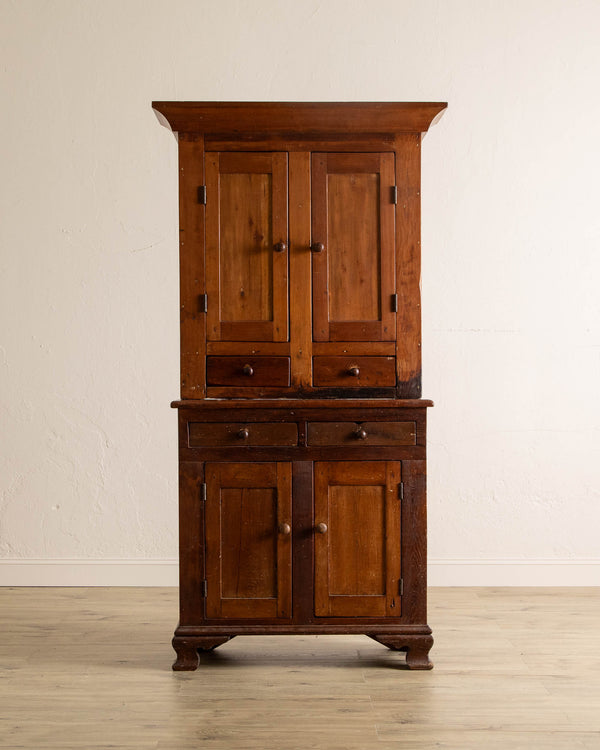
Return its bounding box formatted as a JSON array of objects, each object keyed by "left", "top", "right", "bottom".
[{"left": 172, "top": 401, "right": 433, "bottom": 671}]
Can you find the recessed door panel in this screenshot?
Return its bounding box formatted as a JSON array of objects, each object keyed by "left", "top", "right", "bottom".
[
  {"left": 206, "top": 152, "right": 289, "bottom": 342},
  {"left": 205, "top": 462, "right": 292, "bottom": 619},
  {"left": 314, "top": 461, "right": 402, "bottom": 617},
  {"left": 312, "top": 153, "right": 396, "bottom": 342}
]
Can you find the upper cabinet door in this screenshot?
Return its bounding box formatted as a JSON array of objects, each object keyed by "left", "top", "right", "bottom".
[
  {"left": 311, "top": 153, "right": 396, "bottom": 342},
  {"left": 206, "top": 152, "right": 289, "bottom": 342}
]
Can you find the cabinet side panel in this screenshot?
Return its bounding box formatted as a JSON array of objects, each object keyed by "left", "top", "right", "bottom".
[
  {"left": 401, "top": 459, "right": 428, "bottom": 622},
  {"left": 178, "top": 460, "right": 205, "bottom": 624},
  {"left": 395, "top": 134, "right": 422, "bottom": 397},
  {"left": 178, "top": 134, "right": 206, "bottom": 398}
]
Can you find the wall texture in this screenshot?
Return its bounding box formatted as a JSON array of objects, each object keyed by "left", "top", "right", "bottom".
[{"left": 1, "top": 0, "right": 599, "bottom": 585}]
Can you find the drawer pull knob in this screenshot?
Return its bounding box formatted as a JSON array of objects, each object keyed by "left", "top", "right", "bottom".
[
  {"left": 315, "top": 522, "right": 328, "bottom": 534},
  {"left": 348, "top": 366, "right": 360, "bottom": 377},
  {"left": 278, "top": 522, "right": 291, "bottom": 535},
  {"left": 311, "top": 242, "right": 325, "bottom": 253},
  {"left": 274, "top": 241, "right": 287, "bottom": 253},
  {"left": 242, "top": 364, "right": 254, "bottom": 376},
  {"left": 237, "top": 428, "right": 249, "bottom": 439},
  {"left": 355, "top": 428, "right": 368, "bottom": 440}
]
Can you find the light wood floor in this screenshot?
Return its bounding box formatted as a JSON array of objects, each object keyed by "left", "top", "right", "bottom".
[{"left": 1, "top": 587, "right": 599, "bottom": 749}]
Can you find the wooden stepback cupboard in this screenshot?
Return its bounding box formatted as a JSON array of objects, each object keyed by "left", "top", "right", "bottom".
[{"left": 152, "top": 101, "right": 446, "bottom": 670}]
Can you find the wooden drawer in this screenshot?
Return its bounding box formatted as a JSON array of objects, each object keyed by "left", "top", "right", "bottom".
[
  {"left": 189, "top": 422, "right": 298, "bottom": 447},
  {"left": 312, "top": 356, "right": 396, "bottom": 387},
  {"left": 206, "top": 356, "right": 291, "bottom": 387},
  {"left": 307, "top": 421, "right": 416, "bottom": 446}
]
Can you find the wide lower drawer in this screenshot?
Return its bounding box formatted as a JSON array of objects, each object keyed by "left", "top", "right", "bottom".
[
  {"left": 312, "top": 356, "right": 396, "bottom": 387},
  {"left": 189, "top": 422, "right": 298, "bottom": 447},
  {"left": 206, "top": 356, "right": 291, "bottom": 386},
  {"left": 307, "top": 421, "right": 416, "bottom": 446}
]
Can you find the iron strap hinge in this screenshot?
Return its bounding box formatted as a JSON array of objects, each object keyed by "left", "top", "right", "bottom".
[
  {"left": 199, "top": 294, "right": 208, "bottom": 313},
  {"left": 197, "top": 185, "right": 207, "bottom": 204},
  {"left": 201, "top": 580, "right": 208, "bottom": 597},
  {"left": 399, "top": 578, "right": 404, "bottom": 596},
  {"left": 391, "top": 185, "right": 398, "bottom": 204},
  {"left": 398, "top": 482, "right": 404, "bottom": 500},
  {"left": 200, "top": 482, "right": 207, "bottom": 502}
]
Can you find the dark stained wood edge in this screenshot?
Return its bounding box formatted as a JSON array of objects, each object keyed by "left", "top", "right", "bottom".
[
  {"left": 395, "top": 134, "right": 422, "bottom": 398},
  {"left": 153, "top": 102, "right": 447, "bottom": 136},
  {"left": 178, "top": 462, "right": 205, "bottom": 625},
  {"left": 178, "top": 134, "right": 206, "bottom": 398},
  {"left": 401, "top": 459, "right": 428, "bottom": 623},
  {"left": 172, "top": 398, "right": 433, "bottom": 409},
  {"left": 292, "top": 462, "right": 314, "bottom": 623}
]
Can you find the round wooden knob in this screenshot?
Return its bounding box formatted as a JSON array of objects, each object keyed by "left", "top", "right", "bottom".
[
  {"left": 348, "top": 366, "right": 360, "bottom": 377},
  {"left": 311, "top": 242, "right": 325, "bottom": 253},
  {"left": 278, "top": 523, "right": 291, "bottom": 535},
  {"left": 355, "top": 428, "right": 368, "bottom": 440},
  {"left": 237, "top": 428, "right": 249, "bottom": 439},
  {"left": 242, "top": 364, "right": 254, "bottom": 376},
  {"left": 274, "top": 241, "right": 287, "bottom": 253},
  {"left": 315, "top": 522, "right": 328, "bottom": 534}
]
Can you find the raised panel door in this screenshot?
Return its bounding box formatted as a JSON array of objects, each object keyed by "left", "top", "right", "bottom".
[
  {"left": 206, "top": 152, "right": 289, "bottom": 342},
  {"left": 311, "top": 153, "right": 396, "bottom": 342},
  {"left": 205, "top": 462, "right": 292, "bottom": 619},
  {"left": 314, "top": 461, "right": 402, "bottom": 617}
]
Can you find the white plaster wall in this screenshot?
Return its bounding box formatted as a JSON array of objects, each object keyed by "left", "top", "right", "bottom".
[{"left": 1, "top": 0, "right": 599, "bottom": 584}]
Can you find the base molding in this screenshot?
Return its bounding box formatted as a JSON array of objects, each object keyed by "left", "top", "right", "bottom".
[{"left": 1, "top": 559, "right": 599, "bottom": 587}]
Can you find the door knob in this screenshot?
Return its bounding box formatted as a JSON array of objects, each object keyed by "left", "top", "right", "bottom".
[
  {"left": 354, "top": 427, "right": 368, "bottom": 440},
  {"left": 242, "top": 364, "right": 254, "bottom": 376},
  {"left": 278, "top": 523, "right": 291, "bottom": 535},
  {"left": 315, "top": 522, "right": 328, "bottom": 534},
  {"left": 274, "top": 241, "right": 287, "bottom": 253},
  {"left": 311, "top": 242, "right": 325, "bottom": 253},
  {"left": 348, "top": 366, "right": 360, "bottom": 377},
  {"left": 237, "top": 428, "right": 249, "bottom": 439}
]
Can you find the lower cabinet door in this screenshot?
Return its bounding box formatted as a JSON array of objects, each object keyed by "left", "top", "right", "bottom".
[
  {"left": 205, "top": 462, "right": 292, "bottom": 619},
  {"left": 314, "top": 461, "right": 402, "bottom": 617}
]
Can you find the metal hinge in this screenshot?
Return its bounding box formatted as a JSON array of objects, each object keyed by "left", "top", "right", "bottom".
[
  {"left": 391, "top": 293, "right": 398, "bottom": 313},
  {"left": 391, "top": 186, "right": 398, "bottom": 204},
  {"left": 399, "top": 579, "right": 404, "bottom": 596},
  {"left": 197, "top": 185, "right": 207, "bottom": 204},
  {"left": 199, "top": 293, "right": 207, "bottom": 313},
  {"left": 200, "top": 482, "right": 206, "bottom": 501},
  {"left": 201, "top": 580, "right": 208, "bottom": 597},
  {"left": 398, "top": 482, "right": 404, "bottom": 501}
]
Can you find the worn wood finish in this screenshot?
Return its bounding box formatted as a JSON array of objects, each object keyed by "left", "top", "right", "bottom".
[
  {"left": 189, "top": 421, "right": 298, "bottom": 447},
  {"left": 178, "top": 134, "right": 206, "bottom": 398},
  {"left": 205, "top": 151, "right": 288, "bottom": 343},
  {"left": 307, "top": 421, "right": 416, "bottom": 447},
  {"left": 314, "top": 462, "right": 401, "bottom": 618},
  {"left": 311, "top": 153, "right": 396, "bottom": 343},
  {"left": 313, "top": 355, "right": 396, "bottom": 387},
  {"left": 153, "top": 101, "right": 448, "bottom": 135},
  {"left": 288, "top": 151, "right": 313, "bottom": 389},
  {"left": 395, "top": 134, "right": 423, "bottom": 397},
  {"left": 206, "top": 356, "right": 291, "bottom": 386},
  {"left": 205, "top": 462, "right": 292, "bottom": 620}
]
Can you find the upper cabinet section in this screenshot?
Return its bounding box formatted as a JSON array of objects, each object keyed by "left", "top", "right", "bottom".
[{"left": 153, "top": 102, "right": 446, "bottom": 400}]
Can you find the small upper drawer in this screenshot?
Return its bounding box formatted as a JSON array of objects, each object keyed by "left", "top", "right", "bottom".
[
  {"left": 189, "top": 422, "right": 298, "bottom": 447},
  {"left": 312, "top": 356, "right": 395, "bottom": 387},
  {"left": 307, "top": 421, "right": 416, "bottom": 446},
  {"left": 206, "top": 356, "right": 291, "bottom": 387}
]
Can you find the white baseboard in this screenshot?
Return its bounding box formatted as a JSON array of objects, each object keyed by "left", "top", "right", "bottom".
[
  {"left": 1, "top": 558, "right": 600, "bottom": 587},
  {"left": 428, "top": 559, "right": 600, "bottom": 586}
]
